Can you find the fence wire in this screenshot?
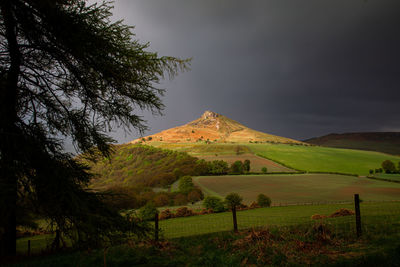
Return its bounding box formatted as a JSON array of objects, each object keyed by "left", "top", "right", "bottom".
[{"left": 17, "top": 201, "right": 400, "bottom": 255}]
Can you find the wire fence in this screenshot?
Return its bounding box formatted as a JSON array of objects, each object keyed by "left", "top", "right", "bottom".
[
  {"left": 17, "top": 200, "right": 400, "bottom": 255},
  {"left": 158, "top": 200, "right": 400, "bottom": 240}
]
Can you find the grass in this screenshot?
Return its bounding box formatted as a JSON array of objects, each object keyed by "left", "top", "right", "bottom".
[
  {"left": 158, "top": 201, "right": 400, "bottom": 239},
  {"left": 194, "top": 174, "right": 400, "bottom": 204},
  {"left": 14, "top": 202, "right": 400, "bottom": 266},
  {"left": 247, "top": 143, "right": 400, "bottom": 175},
  {"left": 151, "top": 142, "right": 400, "bottom": 176}
]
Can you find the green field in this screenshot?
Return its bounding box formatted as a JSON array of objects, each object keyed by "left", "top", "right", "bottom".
[
  {"left": 152, "top": 142, "right": 400, "bottom": 176},
  {"left": 159, "top": 202, "right": 400, "bottom": 238},
  {"left": 247, "top": 143, "right": 400, "bottom": 175},
  {"left": 194, "top": 174, "right": 400, "bottom": 204}
]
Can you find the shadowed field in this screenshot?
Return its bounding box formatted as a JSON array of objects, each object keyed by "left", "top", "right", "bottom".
[{"left": 194, "top": 174, "right": 400, "bottom": 204}]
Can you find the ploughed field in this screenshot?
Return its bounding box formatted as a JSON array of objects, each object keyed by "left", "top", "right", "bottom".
[{"left": 194, "top": 174, "right": 400, "bottom": 204}]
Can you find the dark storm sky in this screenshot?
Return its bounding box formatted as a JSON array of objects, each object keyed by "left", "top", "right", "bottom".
[{"left": 109, "top": 0, "right": 400, "bottom": 142}]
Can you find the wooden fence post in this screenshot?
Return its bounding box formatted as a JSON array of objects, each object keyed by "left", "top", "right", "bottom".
[
  {"left": 154, "top": 212, "right": 159, "bottom": 241},
  {"left": 232, "top": 206, "right": 238, "bottom": 233},
  {"left": 354, "top": 194, "right": 362, "bottom": 237},
  {"left": 28, "top": 239, "right": 31, "bottom": 256}
]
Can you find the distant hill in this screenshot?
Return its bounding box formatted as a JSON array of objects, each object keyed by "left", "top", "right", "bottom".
[
  {"left": 132, "top": 110, "right": 303, "bottom": 144},
  {"left": 304, "top": 132, "right": 400, "bottom": 155}
]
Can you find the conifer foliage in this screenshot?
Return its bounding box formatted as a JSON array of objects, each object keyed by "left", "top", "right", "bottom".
[{"left": 0, "top": 0, "right": 189, "bottom": 256}]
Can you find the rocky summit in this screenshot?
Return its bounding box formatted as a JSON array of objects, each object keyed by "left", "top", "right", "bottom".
[{"left": 131, "top": 111, "right": 302, "bottom": 144}]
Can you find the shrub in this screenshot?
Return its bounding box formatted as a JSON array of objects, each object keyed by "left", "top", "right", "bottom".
[
  {"left": 208, "top": 160, "right": 229, "bottom": 175},
  {"left": 173, "top": 168, "right": 184, "bottom": 179},
  {"left": 153, "top": 193, "right": 170, "bottom": 207},
  {"left": 382, "top": 160, "right": 396, "bottom": 173},
  {"left": 257, "top": 194, "right": 271, "bottom": 207},
  {"left": 261, "top": 167, "right": 268, "bottom": 174},
  {"left": 243, "top": 159, "right": 251, "bottom": 172},
  {"left": 174, "top": 193, "right": 188, "bottom": 205},
  {"left": 225, "top": 193, "right": 243, "bottom": 210},
  {"left": 159, "top": 209, "right": 173, "bottom": 220},
  {"left": 250, "top": 202, "right": 260, "bottom": 209},
  {"left": 230, "top": 161, "right": 244, "bottom": 174},
  {"left": 178, "top": 176, "right": 194, "bottom": 194},
  {"left": 369, "top": 169, "right": 374, "bottom": 175},
  {"left": 187, "top": 189, "right": 203, "bottom": 203},
  {"left": 175, "top": 207, "right": 194, "bottom": 217},
  {"left": 138, "top": 202, "right": 158, "bottom": 221},
  {"left": 203, "top": 196, "right": 225, "bottom": 212}
]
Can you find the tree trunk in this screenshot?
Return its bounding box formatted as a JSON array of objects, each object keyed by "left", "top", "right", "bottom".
[{"left": 0, "top": 0, "right": 21, "bottom": 258}]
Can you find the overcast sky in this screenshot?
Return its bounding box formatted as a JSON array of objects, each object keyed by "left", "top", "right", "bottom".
[{"left": 107, "top": 0, "right": 400, "bottom": 142}]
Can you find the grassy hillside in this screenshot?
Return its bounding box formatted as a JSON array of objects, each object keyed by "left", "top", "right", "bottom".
[
  {"left": 82, "top": 144, "right": 201, "bottom": 190},
  {"left": 194, "top": 174, "right": 400, "bottom": 204},
  {"left": 305, "top": 132, "right": 400, "bottom": 155},
  {"left": 247, "top": 143, "right": 400, "bottom": 175}
]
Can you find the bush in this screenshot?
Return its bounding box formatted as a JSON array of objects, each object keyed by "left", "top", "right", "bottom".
[
  {"left": 187, "top": 189, "right": 203, "bottom": 203},
  {"left": 138, "top": 202, "right": 158, "bottom": 221},
  {"left": 243, "top": 160, "right": 251, "bottom": 172},
  {"left": 153, "top": 193, "right": 170, "bottom": 207},
  {"left": 178, "top": 176, "right": 194, "bottom": 194},
  {"left": 369, "top": 169, "right": 374, "bottom": 175},
  {"left": 203, "top": 196, "right": 225, "bottom": 212},
  {"left": 261, "top": 167, "right": 268, "bottom": 174},
  {"left": 230, "top": 161, "right": 244, "bottom": 174},
  {"left": 159, "top": 209, "right": 173, "bottom": 220},
  {"left": 225, "top": 193, "right": 243, "bottom": 209},
  {"left": 382, "top": 160, "right": 396, "bottom": 173},
  {"left": 208, "top": 160, "right": 229, "bottom": 175},
  {"left": 173, "top": 168, "right": 183, "bottom": 179},
  {"left": 257, "top": 194, "right": 271, "bottom": 207},
  {"left": 173, "top": 193, "right": 188, "bottom": 205},
  {"left": 175, "top": 207, "right": 194, "bottom": 217}
]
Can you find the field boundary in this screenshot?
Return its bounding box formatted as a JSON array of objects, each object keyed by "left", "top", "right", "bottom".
[
  {"left": 255, "top": 153, "right": 360, "bottom": 177},
  {"left": 254, "top": 153, "right": 302, "bottom": 172},
  {"left": 366, "top": 176, "right": 400, "bottom": 184}
]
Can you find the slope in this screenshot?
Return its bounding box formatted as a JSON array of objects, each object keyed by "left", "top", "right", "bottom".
[{"left": 80, "top": 144, "right": 202, "bottom": 190}]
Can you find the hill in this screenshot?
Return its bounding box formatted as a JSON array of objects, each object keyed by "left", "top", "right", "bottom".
[
  {"left": 132, "top": 110, "right": 303, "bottom": 144},
  {"left": 304, "top": 132, "right": 400, "bottom": 155}
]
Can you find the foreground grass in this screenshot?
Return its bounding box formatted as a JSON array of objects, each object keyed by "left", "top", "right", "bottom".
[
  {"left": 13, "top": 209, "right": 400, "bottom": 267},
  {"left": 158, "top": 202, "right": 400, "bottom": 239},
  {"left": 247, "top": 143, "right": 400, "bottom": 175}
]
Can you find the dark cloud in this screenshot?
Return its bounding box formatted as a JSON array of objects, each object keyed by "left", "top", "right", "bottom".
[{"left": 107, "top": 0, "right": 400, "bottom": 143}]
